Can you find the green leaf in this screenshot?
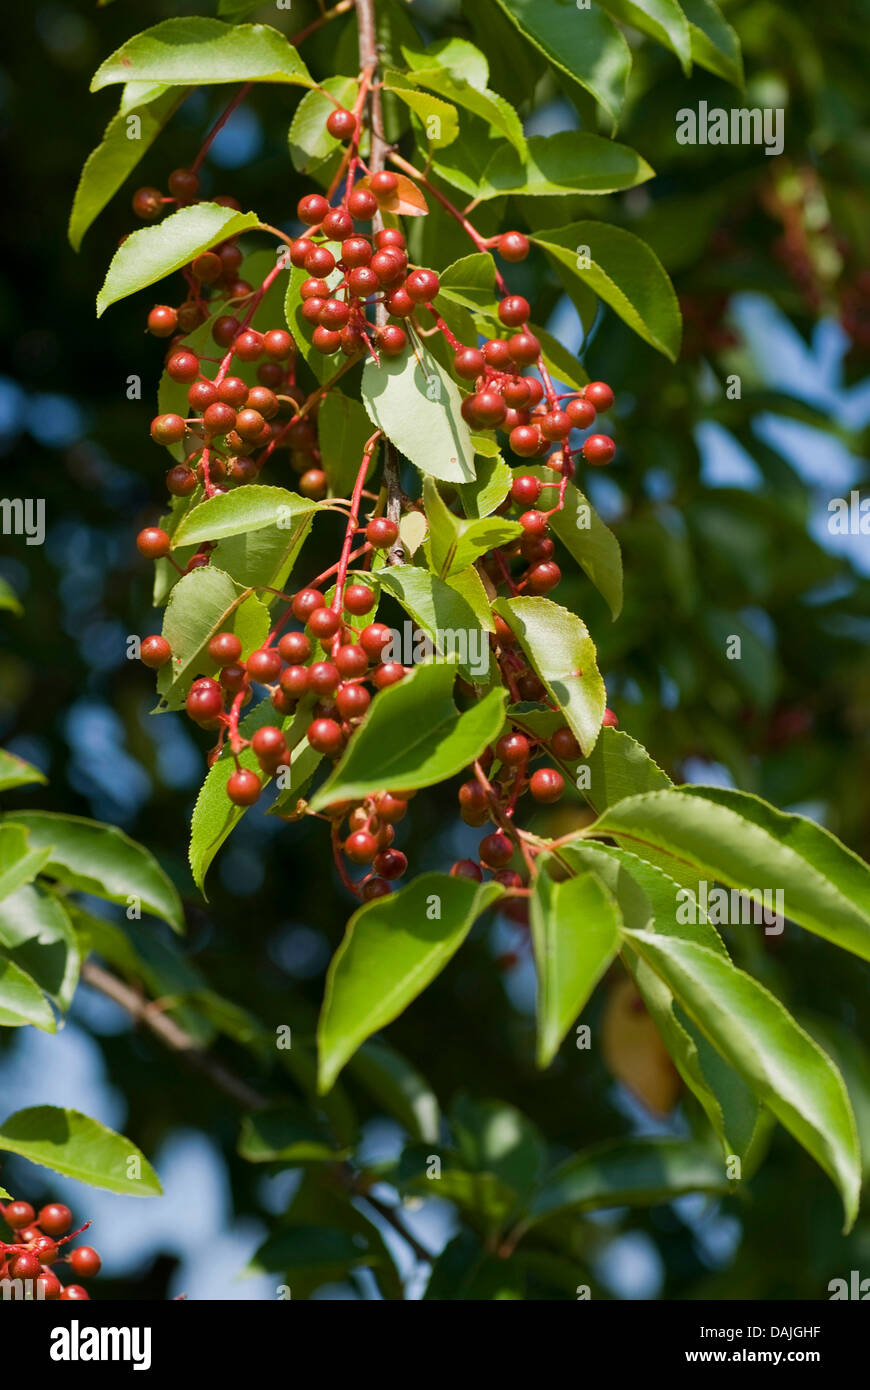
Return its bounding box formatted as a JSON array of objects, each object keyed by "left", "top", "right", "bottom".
[
  {"left": 384, "top": 72, "right": 459, "bottom": 148},
  {"left": 347, "top": 1040, "right": 441, "bottom": 1144},
  {"left": 438, "top": 252, "right": 499, "bottom": 312},
  {"left": 517, "top": 467, "right": 622, "bottom": 619},
  {"left": 376, "top": 564, "right": 496, "bottom": 681},
  {"left": 490, "top": 0, "right": 631, "bottom": 127},
  {"left": 598, "top": 0, "right": 692, "bottom": 73},
  {"left": 681, "top": 0, "right": 744, "bottom": 86},
  {"left": 91, "top": 18, "right": 314, "bottom": 92},
  {"left": 155, "top": 567, "right": 269, "bottom": 712},
  {"left": 0, "top": 824, "right": 52, "bottom": 903},
  {"left": 494, "top": 596, "right": 606, "bottom": 755},
  {"left": 458, "top": 454, "right": 512, "bottom": 518},
  {"left": 0, "top": 748, "right": 47, "bottom": 791},
  {"left": 623, "top": 929, "right": 860, "bottom": 1229},
  {"left": 483, "top": 132, "right": 653, "bottom": 198},
  {"left": 0, "top": 884, "right": 80, "bottom": 1013},
  {"left": 247, "top": 1224, "right": 377, "bottom": 1281},
  {"left": 0, "top": 1107, "right": 162, "bottom": 1195},
  {"left": 0, "top": 577, "right": 23, "bottom": 616},
  {"left": 266, "top": 737, "right": 324, "bottom": 820},
  {"left": 317, "top": 391, "right": 380, "bottom": 497},
  {"left": 592, "top": 787, "right": 870, "bottom": 962},
  {"left": 531, "top": 221, "right": 682, "bottom": 361},
  {"left": 452, "top": 1096, "right": 547, "bottom": 1206},
  {"left": 96, "top": 202, "right": 261, "bottom": 316},
  {"left": 0, "top": 951, "right": 55, "bottom": 1031},
  {"left": 288, "top": 76, "right": 359, "bottom": 173},
  {"left": 573, "top": 726, "right": 671, "bottom": 813},
  {"left": 405, "top": 64, "right": 526, "bottom": 154},
  {"left": 528, "top": 1137, "right": 732, "bottom": 1224},
  {"left": 402, "top": 38, "right": 491, "bottom": 90},
  {"left": 531, "top": 867, "right": 621, "bottom": 1067},
  {"left": 310, "top": 662, "right": 507, "bottom": 811},
  {"left": 189, "top": 699, "right": 314, "bottom": 893},
  {"left": 5, "top": 812, "right": 184, "bottom": 933},
  {"left": 318, "top": 874, "right": 502, "bottom": 1092},
  {"left": 69, "top": 87, "right": 185, "bottom": 251},
  {"left": 238, "top": 1105, "right": 343, "bottom": 1164},
  {"left": 423, "top": 478, "right": 521, "bottom": 579},
  {"left": 361, "top": 346, "right": 476, "bottom": 485},
  {"left": 557, "top": 841, "right": 762, "bottom": 1160},
  {"left": 172, "top": 486, "right": 317, "bottom": 547}
]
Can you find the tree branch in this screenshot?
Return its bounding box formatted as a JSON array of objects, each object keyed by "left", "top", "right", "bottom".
[
  {"left": 81, "top": 960, "right": 269, "bottom": 1113},
  {"left": 355, "top": 0, "right": 404, "bottom": 563}
]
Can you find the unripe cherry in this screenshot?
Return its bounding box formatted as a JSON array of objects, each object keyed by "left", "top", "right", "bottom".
[
  {"left": 347, "top": 266, "right": 380, "bottom": 297},
  {"left": 192, "top": 251, "right": 223, "bottom": 283},
  {"left": 503, "top": 378, "right": 532, "bottom": 409},
  {"left": 362, "top": 876, "right": 392, "bottom": 900},
  {"left": 213, "top": 315, "right": 241, "bottom": 347},
  {"left": 11, "top": 1252, "right": 41, "bottom": 1280},
  {"left": 168, "top": 167, "right": 199, "bottom": 201},
  {"left": 132, "top": 186, "right": 163, "bottom": 220},
  {"left": 375, "top": 793, "right": 407, "bottom": 824},
  {"left": 313, "top": 325, "right": 341, "bottom": 354},
  {"left": 167, "top": 350, "right": 199, "bottom": 384},
  {"left": 217, "top": 376, "right": 249, "bottom": 408},
  {"left": 370, "top": 170, "right": 399, "bottom": 197},
  {"left": 519, "top": 509, "right": 548, "bottom": 535},
  {"left": 306, "top": 246, "right": 337, "bottom": 277},
  {"left": 468, "top": 390, "right": 506, "bottom": 428},
  {"left": 385, "top": 287, "right": 414, "bottom": 317},
  {"left": 508, "top": 332, "right": 540, "bottom": 365},
  {"left": 203, "top": 401, "right": 237, "bottom": 435},
  {"left": 264, "top": 328, "right": 294, "bottom": 359}
]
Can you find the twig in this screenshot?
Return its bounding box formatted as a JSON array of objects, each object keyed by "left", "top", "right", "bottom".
[{"left": 81, "top": 960, "right": 269, "bottom": 1113}]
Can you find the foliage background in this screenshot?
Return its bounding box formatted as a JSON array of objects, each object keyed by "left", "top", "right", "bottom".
[{"left": 0, "top": 0, "right": 868, "bottom": 1298}]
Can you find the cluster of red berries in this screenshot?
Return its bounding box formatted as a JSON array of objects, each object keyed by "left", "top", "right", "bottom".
[{"left": 1, "top": 1198, "right": 101, "bottom": 1300}]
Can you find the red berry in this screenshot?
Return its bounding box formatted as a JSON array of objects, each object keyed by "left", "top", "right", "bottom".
[
  {"left": 208, "top": 631, "right": 242, "bottom": 666},
  {"left": 166, "top": 350, "right": 199, "bottom": 384},
  {"left": 298, "top": 193, "right": 329, "bottom": 225},
  {"left": 309, "top": 661, "right": 340, "bottom": 695},
  {"left": 366, "top": 517, "right": 399, "bottom": 548},
  {"left": 264, "top": 329, "right": 294, "bottom": 359},
  {"left": 582, "top": 434, "right": 615, "bottom": 465},
  {"left": 278, "top": 631, "right": 311, "bottom": 663},
  {"left": 30, "top": 1234, "right": 58, "bottom": 1263},
  {"left": 454, "top": 347, "right": 486, "bottom": 380},
  {"left": 327, "top": 106, "right": 356, "bottom": 139},
  {"left": 192, "top": 251, "right": 223, "bottom": 283},
  {"left": 280, "top": 665, "right": 310, "bottom": 697},
  {"left": 511, "top": 475, "right": 541, "bottom": 506},
  {"left": 584, "top": 381, "right": 614, "bottom": 413},
  {"left": 362, "top": 876, "right": 392, "bottom": 900},
  {"left": 508, "top": 332, "right": 540, "bottom": 365},
  {"left": 479, "top": 832, "right": 513, "bottom": 868},
  {"left": 137, "top": 527, "right": 171, "bottom": 559},
  {"left": 60, "top": 1285, "right": 90, "bottom": 1300},
  {"left": 541, "top": 410, "right": 572, "bottom": 441},
  {"left": 37, "top": 1271, "right": 62, "bottom": 1300},
  {"left": 370, "top": 170, "right": 399, "bottom": 197},
  {"left": 483, "top": 339, "right": 513, "bottom": 369},
  {"left": 307, "top": 607, "right": 341, "bottom": 641},
  {"left": 348, "top": 186, "right": 378, "bottom": 220},
  {"left": 377, "top": 324, "right": 407, "bottom": 356},
  {"left": 186, "top": 678, "right": 223, "bottom": 722},
  {"left": 336, "top": 683, "right": 371, "bottom": 720},
  {"left": 498, "top": 231, "right": 530, "bottom": 263},
  {"left": 566, "top": 397, "right": 596, "bottom": 429},
  {"left": 166, "top": 464, "right": 197, "bottom": 496},
  {"left": 216, "top": 376, "right": 247, "bottom": 408},
  {"left": 451, "top": 859, "right": 483, "bottom": 881},
  {"left": 203, "top": 401, "right": 237, "bottom": 436},
  {"left": 360, "top": 622, "right": 393, "bottom": 659},
  {"left": 602, "top": 707, "right": 619, "bottom": 728},
  {"left": 188, "top": 380, "right": 218, "bottom": 412},
  {"left": 132, "top": 186, "right": 163, "bottom": 220},
  {"left": 4, "top": 1200, "right": 35, "bottom": 1229},
  {"left": 293, "top": 588, "right": 326, "bottom": 621},
  {"left": 313, "top": 325, "right": 341, "bottom": 354},
  {"left": 306, "top": 246, "right": 337, "bottom": 277},
  {"left": 498, "top": 295, "right": 530, "bottom": 328},
  {"left": 168, "top": 167, "right": 199, "bottom": 201},
  {"left": 510, "top": 424, "right": 543, "bottom": 457},
  {"left": 335, "top": 644, "right": 369, "bottom": 679},
  {"left": 343, "top": 583, "right": 375, "bottom": 615},
  {"left": 503, "top": 378, "right": 532, "bottom": 409},
  {"left": 345, "top": 830, "right": 378, "bottom": 864},
  {"left": 551, "top": 726, "right": 581, "bottom": 760},
  {"left": 519, "top": 510, "right": 548, "bottom": 536},
  {"left": 37, "top": 1203, "right": 72, "bottom": 1236},
  {"left": 141, "top": 635, "right": 172, "bottom": 669},
  {"left": 213, "top": 315, "right": 241, "bottom": 347},
  {"left": 342, "top": 236, "right": 373, "bottom": 268},
  {"left": 529, "top": 767, "right": 564, "bottom": 803},
  {"left": 371, "top": 250, "right": 405, "bottom": 285},
  {"left": 233, "top": 329, "right": 264, "bottom": 362},
  {"left": 373, "top": 848, "right": 407, "bottom": 880},
  {"left": 11, "top": 1252, "right": 41, "bottom": 1280},
  {"left": 252, "top": 726, "right": 288, "bottom": 764},
  {"left": 375, "top": 793, "right": 407, "bottom": 824},
  {"left": 527, "top": 560, "right": 561, "bottom": 594},
  {"left": 372, "top": 662, "right": 405, "bottom": 689},
  {"left": 323, "top": 207, "right": 354, "bottom": 239},
  {"left": 150, "top": 413, "right": 186, "bottom": 446},
  {"left": 227, "top": 769, "right": 262, "bottom": 806},
  {"left": 496, "top": 732, "right": 530, "bottom": 765},
  {"left": 405, "top": 268, "right": 440, "bottom": 303},
  {"left": 308, "top": 719, "right": 344, "bottom": 756},
  {"left": 69, "top": 1246, "right": 102, "bottom": 1279},
  {"left": 468, "top": 390, "right": 507, "bottom": 428},
  {"left": 347, "top": 266, "right": 380, "bottom": 298},
  {"left": 147, "top": 305, "right": 177, "bottom": 337},
  {"left": 385, "top": 287, "right": 414, "bottom": 317}
]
